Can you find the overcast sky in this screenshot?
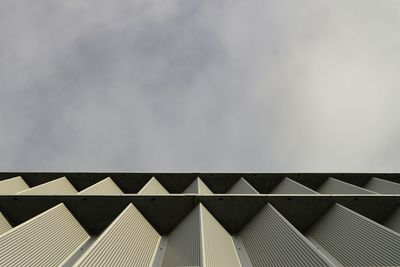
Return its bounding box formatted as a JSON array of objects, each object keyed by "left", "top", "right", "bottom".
[{"left": 1, "top": 1, "right": 400, "bottom": 172}]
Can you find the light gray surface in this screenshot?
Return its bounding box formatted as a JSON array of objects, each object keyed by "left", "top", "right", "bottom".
[
  {"left": 201, "top": 204, "right": 241, "bottom": 267},
  {"left": 240, "top": 203, "right": 331, "bottom": 267},
  {"left": 0, "top": 176, "right": 29, "bottom": 194},
  {"left": 227, "top": 178, "right": 259, "bottom": 194},
  {"left": 384, "top": 206, "right": 400, "bottom": 234},
  {"left": 18, "top": 177, "right": 77, "bottom": 195},
  {"left": 0, "top": 212, "right": 12, "bottom": 235},
  {"left": 138, "top": 177, "right": 169, "bottom": 195},
  {"left": 78, "top": 177, "right": 123, "bottom": 195},
  {"left": 162, "top": 205, "right": 201, "bottom": 267},
  {"left": 183, "top": 177, "right": 213, "bottom": 194},
  {"left": 75, "top": 204, "right": 160, "bottom": 266},
  {"left": 317, "top": 177, "right": 376, "bottom": 194},
  {"left": 365, "top": 177, "right": 400, "bottom": 194},
  {"left": 232, "top": 236, "right": 253, "bottom": 267},
  {"left": 307, "top": 204, "right": 400, "bottom": 266},
  {"left": 0, "top": 204, "right": 89, "bottom": 266},
  {"left": 270, "top": 177, "right": 318, "bottom": 194}
]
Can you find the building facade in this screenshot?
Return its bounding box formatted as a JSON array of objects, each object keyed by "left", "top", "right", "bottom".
[{"left": 0, "top": 172, "right": 400, "bottom": 266}]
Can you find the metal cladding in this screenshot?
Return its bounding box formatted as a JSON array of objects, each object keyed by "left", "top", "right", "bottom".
[
  {"left": 240, "top": 203, "right": 331, "bottom": 266},
  {"left": 183, "top": 177, "right": 213, "bottom": 194},
  {"left": 0, "top": 204, "right": 89, "bottom": 266},
  {"left": 75, "top": 204, "right": 160, "bottom": 266},
  {"left": 18, "top": 176, "right": 77, "bottom": 195},
  {"left": 0, "top": 172, "right": 400, "bottom": 266},
  {"left": 365, "top": 177, "right": 400, "bottom": 194},
  {"left": 78, "top": 177, "right": 123, "bottom": 195},
  {"left": 0, "top": 212, "right": 11, "bottom": 235},
  {"left": 307, "top": 204, "right": 400, "bottom": 266},
  {"left": 138, "top": 177, "right": 169, "bottom": 195},
  {"left": 384, "top": 206, "right": 400, "bottom": 234},
  {"left": 270, "top": 177, "right": 318, "bottom": 194},
  {"left": 317, "top": 177, "right": 375, "bottom": 194},
  {"left": 227, "top": 177, "right": 259, "bottom": 194},
  {"left": 162, "top": 204, "right": 241, "bottom": 267},
  {"left": 0, "top": 176, "right": 29, "bottom": 194}
]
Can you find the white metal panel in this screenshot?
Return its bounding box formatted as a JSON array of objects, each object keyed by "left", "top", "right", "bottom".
[
  {"left": 317, "top": 178, "right": 376, "bottom": 194},
  {"left": 0, "top": 212, "right": 12, "bottom": 235},
  {"left": 0, "top": 203, "right": 89, "bottom": 266},
  {"left": 183, "top": 178, "right": 213, "bottom": 194},
  {"left": 200, "top": 204, "right": 241, "bottom": 267},
  {"left": 240, "top": 203, "right": 331, "bottom": 267},
  {"left": 78, "top": 177, "right": 123, "bottom": 195},
  {"left": 18, "top": 177, "right": 77, "bottom": 195},
  {"left": 270, "top": 177, "right": 318, "bottom": 194},
  {"left": 227, "top": 178, "right": 259, "bottom": 194},
  {"left": 307, "top": 204, "right": 400, "bottom": 266},
  {"left": 0, "top": 176, "right": 29, "bottom": 194},
  {"left": 364, "top": 177, "right": 400, "bottom": 194},
  {"left": 162, "top": 205, "right": 201, "bottom": 267},
  {"left": 75, "top": 204, "right": 160, "bottom": 266},
  {"left": 139, "top": 177, "right": 169, "bottom": 195}
]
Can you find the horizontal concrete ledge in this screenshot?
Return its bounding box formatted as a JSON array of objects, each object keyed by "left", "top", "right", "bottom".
[
  {"left": 1, "top": 172, "right": 400, "bottom": 194},
  {"left": 0, "top": 195, "right": 398, "bottom": 236}
]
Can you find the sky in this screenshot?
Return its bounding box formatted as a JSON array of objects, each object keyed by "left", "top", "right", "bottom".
[{"left": 1, "top": 1, "right": 400, "bottom": 172}]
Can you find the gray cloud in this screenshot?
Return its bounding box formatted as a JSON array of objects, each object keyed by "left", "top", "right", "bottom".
[{"left": 1, "top": 1, "right": 400, "bottom": 171}]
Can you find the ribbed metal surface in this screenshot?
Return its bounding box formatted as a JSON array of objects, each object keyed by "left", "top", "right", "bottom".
[
  {"left": 317, "top": 177, "right": 375, "bottom": 194},
  {"left": 200, "top": 204, "right": 241, "bottom": 267},
  {"left": 0, "top": 203, "right": 89, "bottom": 266},
  {"left": 384, "top": 206, "right": 400, "bottom": 234},
  {"left": 270, "top": 177, "right": 318, "bottom": 194},
  {"left": 0, "top": 176, "right": 29, "bottom": 194},
  {"left": 227, "top": 177, "right": 259, "bottom": 194},
  {"left": 18, "top": 176, "right": 77, "bottom": 195},
  {"left": 78, "top": 177, "right": 123, "bottom": 195},
  {"left": 0, "top": 212, "right": 12, "bottom": 235},
  {"left": 365, "top": 177, "right": 400, "bottom": 194},
  {"left": 138, "top": 177, "right": 169, "bottom": 195},
  {"left": 75, "top": 204, "right": 160, "bottom": 266},
  {"left": 162, "top": 205, "right": 201, "bottom": 267},
  {"left": 183, "top": 177, "right": 213, "bottom": 194},
  {"left": 307, "top": 204, "right": 400, "bottom": 266},
  {"left": 240, "top": 203, "right": 330, "bottom": 267}
]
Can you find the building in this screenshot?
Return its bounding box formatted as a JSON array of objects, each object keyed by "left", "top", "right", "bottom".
[{"left": 0, "top": 172, "right": 400, "bottom": 266}]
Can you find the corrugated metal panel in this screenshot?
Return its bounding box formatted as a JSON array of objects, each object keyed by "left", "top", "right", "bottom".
[
  {"left": 227, "top": 178, "right": 259, "bottom": 194},
  {"left": 138, "top": 177, "right": 169, "bottom": 195},
  {"left": 270, "top": 177, "right": 318, "bottom": 194},
  {"left": 307, "top": 204, "right": 400, "bottom": 266},
  {"left": 78, "top": 177, "right": 123, "bottom": 195},
  {"left": 75, "top": 204, "right": 160, "bottom": 266},
  {"left": 183, "top": 177, "right": 213, "bottom": 194},
  {"left": 317, "top": 177, "right": 376, "bottom": 194},
  {"left": 232, "top": 236, "right": 253, "bottom": 267},
  {"left": 18, "top": 176, "right": 77, "bottom": 195},
  {"left": 364, "top": 177, "right": 400, "bottom": 194},
  {"left": 162, "top": 205, "right": 201, "bottom": 267},
  {"left": 0, "top": 203, "right": 89, "bottom": 266},
  {"left": 0, "top": 212, "right": 12, "bottom": 235},
  {"left": 200, "top": 204, "right": 241, "bottom": 267},
  {"left": 384, "top": 206, "right": 400, "bottom": 233},
  {"left": 0, "top": 176, "right": 29, "bottom": 194},
  {"left": 240, "top": 203, "right": 331, "bottom": 267}
]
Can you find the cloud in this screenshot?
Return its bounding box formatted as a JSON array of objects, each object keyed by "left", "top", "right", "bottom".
[{"left": 0, "top": 1, "right": 400, "bottom": 171}]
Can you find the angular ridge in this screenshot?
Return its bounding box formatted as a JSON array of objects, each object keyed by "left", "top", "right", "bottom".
[
  {"left": 138, "top": 177, "right": 169, "bottom": 195},
  {"left": 0, "top": 203, "right": 89, "bottom": 266},
  {"left": 18, "top": 177, "right": 77, "bottom": 195},
  {"left": 0, "top": 176, "right": 29, "bottom": 194},
  {"left": 78, "top": 177, "right": 123, "bottom": 195}
]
